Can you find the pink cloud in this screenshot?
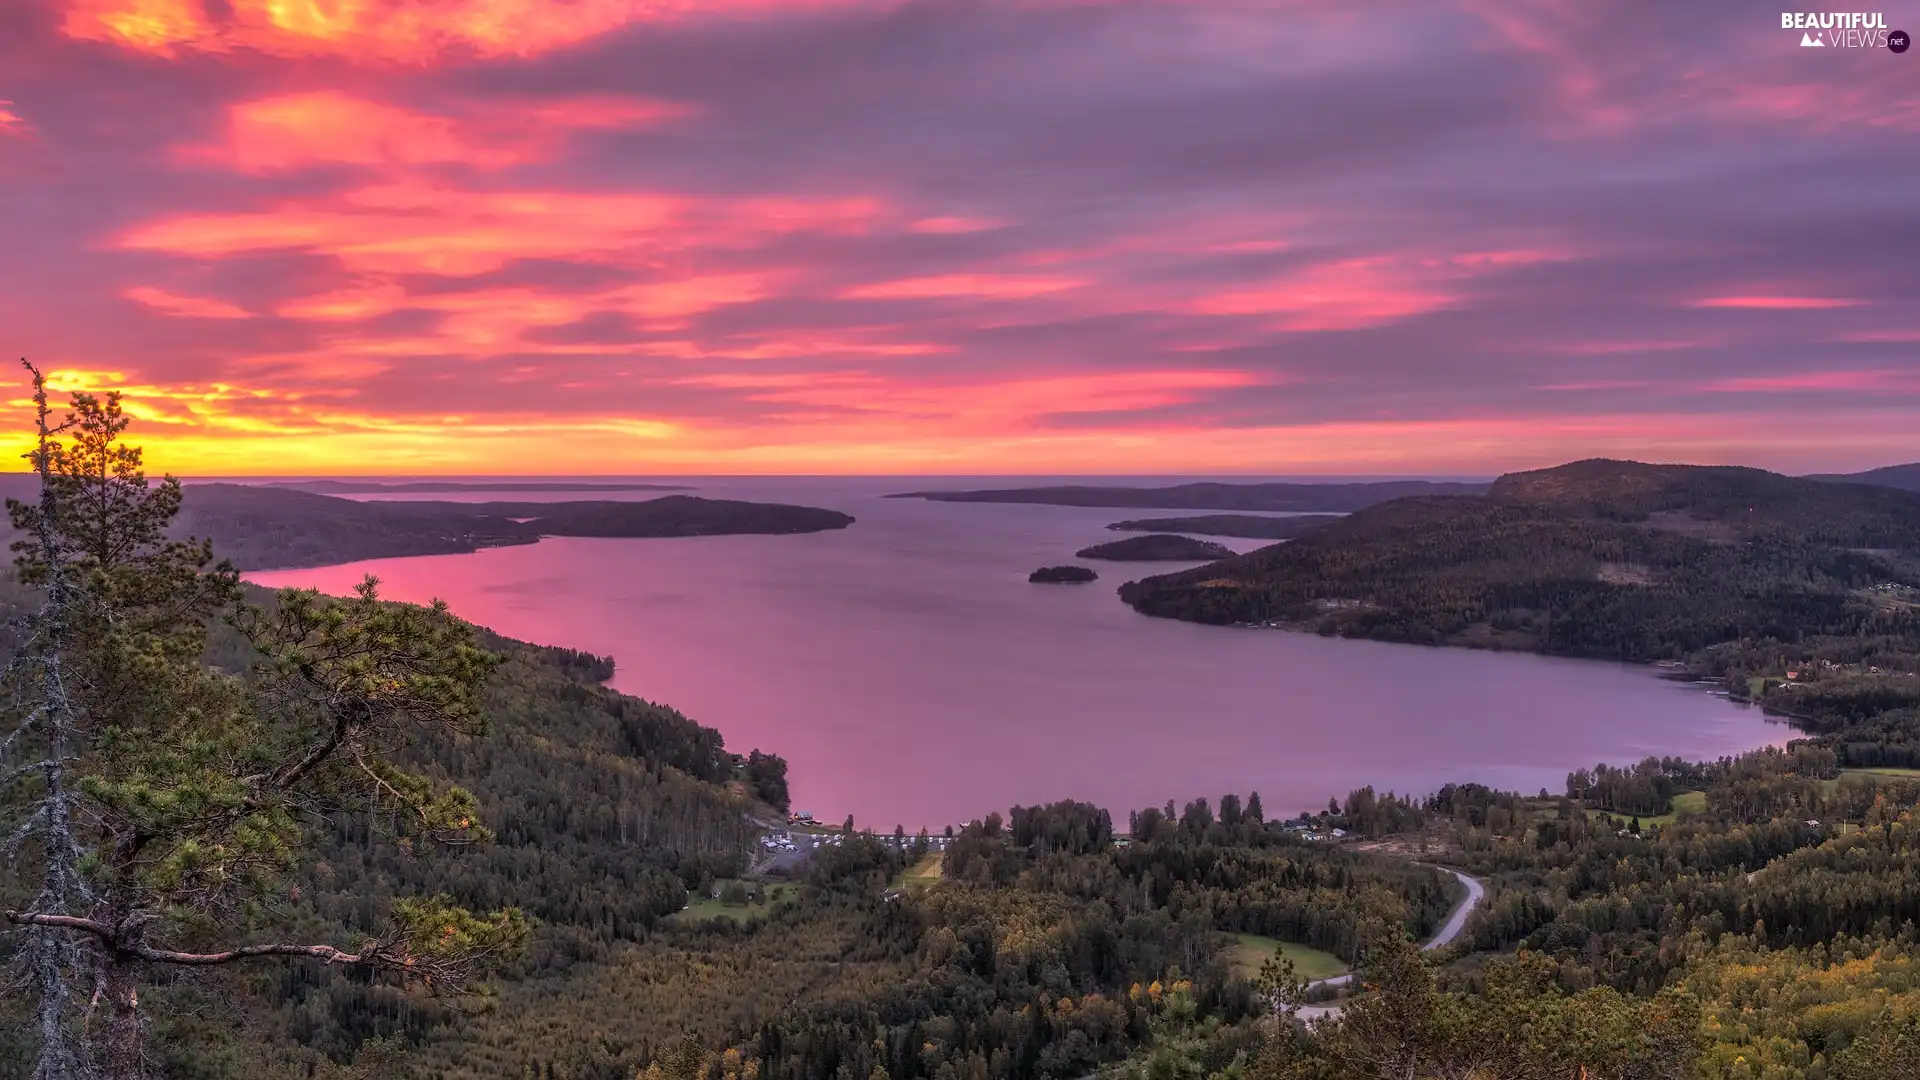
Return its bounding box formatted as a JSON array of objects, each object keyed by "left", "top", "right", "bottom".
[
  {"left": 680, "top": 368, "right": 1263, "bottom": 425},
  {"left": 1543, "top": 340, "right": 1713, "bottom": 356},
  {"left": 1190, "top": 256, "right": 1459, "bottom": 331},
  {"left": 0, "top": 101, "right": 29, "bottom": 137},
  {"left": 1535, "top": 380, "right": 1653, "bottom": 391},
  {"left": 842, "top": 274, "right": 1085, "bottom": 301},
  {"left": 1837, "top": 329, "right": 1920, "bottom": 343},
  {"left": 121, "top": 182, "right": 883, "bottom": 275},
  {"left": 183, "top": 91, "right": 687, "bottom": 174},
  {"left": 59, "top": 0, "right": 900, "bottom": 62},
  {"left": 122, "top": 286, "right": 251, "bottom": 319},
  {"left": 1689, "top": 296, "right": 1868, "bottom": 310},
  {"left": 908, "top": 216, "right": 1008, "bottom": 235},
  {"left": 1462, "top": 0, "right": 1635, "bottom": 133},
  {"left": 1713, "top": 82, "right": 1920, "bottom": 134},
  {"left": 1698, "top": 370, "right": 1919, "bottom": 393}
]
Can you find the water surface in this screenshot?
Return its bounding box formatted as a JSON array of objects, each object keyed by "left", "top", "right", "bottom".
[{"left": 248, "top": 478, "right": 1785, "bottom": 829}]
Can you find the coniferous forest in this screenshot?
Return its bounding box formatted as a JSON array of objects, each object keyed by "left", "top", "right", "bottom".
[{"left": 9, "top": 389, "right": 1920, "bottom": 1080}]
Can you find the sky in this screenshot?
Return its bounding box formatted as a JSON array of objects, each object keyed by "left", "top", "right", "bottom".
[{"left": 0, "top": 0, "right": 1915, "bottom": 476}]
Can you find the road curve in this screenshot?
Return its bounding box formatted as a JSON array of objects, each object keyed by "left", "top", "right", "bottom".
[{"left": 1292, "top": 865, "right": 1485, "bottom": 1022}]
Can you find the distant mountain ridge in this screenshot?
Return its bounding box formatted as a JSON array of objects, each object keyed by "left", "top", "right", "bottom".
[
  {"left": 1807, "top": 463, "right": 1920, "bottom": 493},
  {"left": 888, "top": 479, "right": 1491, "bottom": 512}
]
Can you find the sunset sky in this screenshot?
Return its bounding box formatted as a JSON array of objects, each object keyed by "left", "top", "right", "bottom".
[{"left": 1, "top": 0, "right": 1914, "bottom": 475}]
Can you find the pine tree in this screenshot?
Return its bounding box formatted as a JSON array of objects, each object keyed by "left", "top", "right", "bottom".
[{"left": 0, "top": 366, "right": 526, "bottom": 1076}]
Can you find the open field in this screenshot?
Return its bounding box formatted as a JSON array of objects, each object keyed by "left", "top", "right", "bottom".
[
  {"left": 1227, "top": 933, "right": 1347, "bottom": 982},
  {"left": 1841, "top": 767, "right": 1920, "bottom": 780},
  {"left": 668, "top": 881, "right": 797, "bottom": 924},
  {"left": 1637, "top": 790, "right": 1708, "bottom": 828}
]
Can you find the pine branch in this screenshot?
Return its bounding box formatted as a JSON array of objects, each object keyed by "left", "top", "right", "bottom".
[{"left": 3, "top": 910, "right": 477, "bottom": 986}]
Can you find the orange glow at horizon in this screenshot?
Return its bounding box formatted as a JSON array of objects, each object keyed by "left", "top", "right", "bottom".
[{"left": 2, "top": 366, "right": 1911, "bottom": 478}]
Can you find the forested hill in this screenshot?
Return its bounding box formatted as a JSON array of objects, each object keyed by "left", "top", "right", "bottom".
[
  {"left": 1808, "top": 462, "right": 1920, "bottom": 493},
  {"left": 1119, "top": 460, "right": 1920, "bottom": 700},
  {"left": 1490, "top": 458, "right": 1920, "bottom": 546},
  {"left": 886, "top": 478, "right": 1490, "bottom": 511}
]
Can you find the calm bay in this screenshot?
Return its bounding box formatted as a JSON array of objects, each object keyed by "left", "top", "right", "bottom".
[{"left": 246, "top": 478, "right": 1787, "bottom": 829}]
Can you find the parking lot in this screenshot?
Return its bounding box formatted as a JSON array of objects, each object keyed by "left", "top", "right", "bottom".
[{"left": 752, "top": 828, "right": 953, "bottom": 875}]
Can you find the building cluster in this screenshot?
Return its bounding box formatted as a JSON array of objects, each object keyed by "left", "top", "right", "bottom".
[{"left": 1281, "top": 818, "right": 1348, "bottom": 842}]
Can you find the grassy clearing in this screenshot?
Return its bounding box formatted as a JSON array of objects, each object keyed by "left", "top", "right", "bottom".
[
  {"left": 1227, "top": 934, "right": 1347, "bottom": 982},
  {"left": 1636, "top": 790, "right": 1708, "bottom": 829},
  {"left": 667, "top": 881, "right": 796, "bottom": 924}
]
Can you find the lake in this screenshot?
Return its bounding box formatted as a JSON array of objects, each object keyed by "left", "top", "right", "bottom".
[{"left": 247, "top": 477, "right": 1788, "bottom": 830}]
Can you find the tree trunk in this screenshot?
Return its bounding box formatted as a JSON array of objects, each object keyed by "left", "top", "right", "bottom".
[{"left": 98, "top": 952, "right": 147, "bottom": 1080}]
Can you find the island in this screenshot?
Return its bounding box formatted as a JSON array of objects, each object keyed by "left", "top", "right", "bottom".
[
  {"left": 886, "top": 479, "right": 1490, "bottom": 512},
  {"left": 1074, "top": 534, "right": 1235, "bottom": 561},
  {"left": 1029, "top": 565, "right": 1099, "bottom": 583},
  {"left": 1104, "top": 514, "right": 1343, "bottom": 539},
  {"left": 465, "top": 496, "right": 854, "bottom": 539}
]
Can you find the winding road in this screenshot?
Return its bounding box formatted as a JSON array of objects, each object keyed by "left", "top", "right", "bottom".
[{"left": 1292, "top": 865, "right": 1486, "bottom": 1022}]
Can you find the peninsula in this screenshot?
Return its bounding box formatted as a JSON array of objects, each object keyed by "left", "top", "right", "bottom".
[
  {"left": 1074, "top": 534, "right": 1234, "bottom": 561},
  {"left": 154, "top": 485, "right": 854, "bottom": 570},
  {"left": 1119, "top": 460, "right": 1920, "bottom": 692}
]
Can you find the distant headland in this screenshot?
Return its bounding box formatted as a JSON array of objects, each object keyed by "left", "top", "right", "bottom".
[{"left": 887, "top": 479, "right": 1491, "bottom": 512}]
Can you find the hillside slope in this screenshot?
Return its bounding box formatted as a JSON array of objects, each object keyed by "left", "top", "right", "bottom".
[
  {"left": 1808, "top": 463, "right": 1920, "bottom": 493},
  {"left": 0, "top": 576, "right": 787, "bottom": 1074}
]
